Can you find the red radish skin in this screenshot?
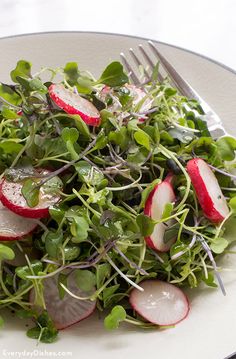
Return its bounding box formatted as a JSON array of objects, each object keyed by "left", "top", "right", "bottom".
[
  {"left": 129, "top": 280, "right": 190, "bottom": 326},
  {"left": 0, "top": 202, "right": 37, "bottom": 241},
  {"left": 30, "top": 271, "right": 96, "bottom": 330},
  {"left": 0, "top": 171, "right": 61, "bottom": 219},
  {"left": 49, "top": 84, "right": 101, "bottom": 126},
  {"left": 144, "top": 181, "right": 176, "bottom": 252},
  {"left": 187, "top": 158, "right": 229, "bottom": 223}
]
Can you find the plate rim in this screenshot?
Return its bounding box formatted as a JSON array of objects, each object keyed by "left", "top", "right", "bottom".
[{"left": 0, "top": 30, "right": 235, "bottom": 76}]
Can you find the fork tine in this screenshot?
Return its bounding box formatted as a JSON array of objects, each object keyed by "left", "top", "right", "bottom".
[
  {"left": 120, "top": 52, "right": 141, "bottom": 85},
  {"left": 129, "top": 48, "right": 150, "bottom": 81},
  {"left": 138, "top": 44, "right": 163, "bottom": 82},
  {"left": 148, "top": 40, "right": 196, "bottom": 99}
]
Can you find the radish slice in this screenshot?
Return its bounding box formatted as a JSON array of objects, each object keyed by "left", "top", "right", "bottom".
[
  {"left": 187, "top": 158, "right": 230, "bottom": 223},
  {"left": 0, "top": 170, "right": 61, "bottom": 219},
  {"left": 0, "top": 202, "right": 37, "bottom": 241},
  {"left": 129, "top": 280, "right": 190, "bottom": 326},
  {"left": 144, "top": 181, "right": 176, "bottom": 252},
  {"left": 49, "top": 83, "right": 101, "bottom": 126},
  {"left": 30, "top": 271, "right": 96, "bottom": 330}
]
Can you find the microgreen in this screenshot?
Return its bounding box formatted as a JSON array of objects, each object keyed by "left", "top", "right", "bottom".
[{"left": 0, "top": 58, "right": 235, "bottom": 342}]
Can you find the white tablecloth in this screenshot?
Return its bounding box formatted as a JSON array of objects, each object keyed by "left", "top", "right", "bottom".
[{"left": 0, "top": 0, "right": 235, "bottom": 71}]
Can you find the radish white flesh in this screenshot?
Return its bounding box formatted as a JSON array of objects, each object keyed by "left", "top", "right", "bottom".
[
  {"left": 0, "top": 202, "right": 37, "bottom": 241},
  {"left": 30, "top": 271, "right": 96, "bottom": 330},
  {"left": 187, "top": 158, "right": 229, "bottom": 223},
  {"left": 49, "top": 84, "right": 101, "bottom": 126},
  {"left": 144, "top": 181, "right": 176, "bottom": 252},
  {"left": 0, "top": 170, "right": 61, "bottom": 219},
  {"left": 129, "top": 280, "right": 190, "bottom": 326}
]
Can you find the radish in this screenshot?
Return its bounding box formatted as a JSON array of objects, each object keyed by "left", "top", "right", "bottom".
[
  {"left": 144, "top": 180, "right": 176, "bottom": 252},
  {"left": 30, "top": 271, "right": 96, "bottom": 330},
  {"left": 0, "top": 202, "right": 37, "bottom": 241},
  {"left": 187, "top": 158, "right": 230, "bottom": 223},
  {"left": 0, "top": 170, "right": 61, "bottom": 219},
  {"left": 129, "top": 280, "right": 190, "bottom": 326},
  {"left": 49, "top": 84, "right": 101, "bottom": 126}
]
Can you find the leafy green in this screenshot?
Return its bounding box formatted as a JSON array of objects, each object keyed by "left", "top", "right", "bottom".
[
  {"left": 98, "top": 62, "right": 128, "bottom": 87},
  {"left": 75, "top": 269, "right": 96, "bottom": 292},
  {"left": 0, "top": 244, "right": 15, "bottom": 261},
  {"left": 21, "top": 179, "right": 40, "bottom": 207},
  {"left": 136, "top": 214, "right": 156, "bottom": 236},
  {"left": 11, "top": 60, "right": 32, "bottom": 82},
  {"left": 104, "top": 305, "right": 126, "bottom": 330},
  {"left": 216, "top": 136, "right": 236, "bottom": 161},
  {"left": 134, "top": 129, "right": 151, "bottom": 150},
  {"left": 45, "top": 231, "right": 63, "bottom": 258},
  {"left": 0, "top": 83, "right": 22, "bottom": 105},
  {"left": 0, "top": 58, "right": 235, "bottom": 340}
]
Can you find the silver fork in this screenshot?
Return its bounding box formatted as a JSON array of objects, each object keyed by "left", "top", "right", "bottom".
[{"left": 120, "top": 40, "right": 227, "bottom": 139}]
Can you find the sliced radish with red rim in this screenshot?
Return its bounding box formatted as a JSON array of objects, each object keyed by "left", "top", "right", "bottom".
[
  {"left": 0, "top": 169, "right": 61, "bottom": 219},
  {"left": 30, "top": 271, "right": 96, "bottom": 330},
  {"left": 0, "top": 202, "right": 37, "bottom": 241},
  {"left": 187, "top": 158, "right": 230, "bottom": 223},
  {"left": 49, "top": 84, "right": 101, "bottom": 126},
  {"left": 129, "top": 280, "right": 190, "bottom": 326},
  {"left": 144, "top": 180, "right": 176, "bottom": 252}
]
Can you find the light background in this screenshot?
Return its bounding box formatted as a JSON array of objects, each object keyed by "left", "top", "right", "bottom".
[{"left": 0, "top": 0, "right": 235, "bottom": 70}]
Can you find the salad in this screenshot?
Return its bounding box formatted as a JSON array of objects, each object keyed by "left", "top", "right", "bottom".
[{"left": 0, "top": 59, "right": 236, "bottom": 342}]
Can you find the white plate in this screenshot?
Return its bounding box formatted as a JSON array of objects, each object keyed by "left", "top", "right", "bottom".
[{"left": 0, "top": 32, "right": 236, "bottom": 359}]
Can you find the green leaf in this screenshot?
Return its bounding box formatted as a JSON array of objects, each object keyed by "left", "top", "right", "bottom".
[
  {"left": 64, "top": 62, "right": 79, "bottom": 86},
  {"left": 61, "top": 127, "right": 79, "bottom": 144},
  {"left": 27, "top": 327, "right": 41, "bottom": 339},
  {"left": 210, "top": 237, "right": 228, "bottom": 254},
  {"left": 0, "top": 141, "right": 23, "bottom": 154},
  {"left": 0, "top": 243, "right": 15, "bottom": 261},
  {"left": 45, "top": 231, "right": 63, "bottom": 258},
  {"left": 63, "top": 245, "right": 80, "bottom": 261},
  {"left": 104, "top": 305, "right": 126, "bottom": 330},
  {"left": 136, "top": 214, "right": 156, "bottom": 236},
  {"left": 103, "top": 284, "right": 120, "bottom": 301},
  {"left": 134, "top": 130, "right": 150, "bottom": 151},
  {"left": 223, "top": 215, "right": 236, "bottom": 243},
  {"left": 201, "top": 272, "right": 217, "bottom": 288},
  {"left": 75, "top": 160, "right": 104, "bottom": 186},
  {"left": 216, "top": 136, "right": 236, "bottom": 161},
  {"left": 98, "top": 62, "right": 128, "bottom": 87},
  {"left": 75, "top": 269, "right": 96, "bottom": 292},
  {"left": 11, "top": 60, "right": 32, "bottom": 83},
  {"left": 0, "top": 83, "right": 22, "bottom": 106},
  {"left": 96, "top": 263, "right": 111, "bottom": 288},
  {"left": 16, "top": 260, "right": 43, "bottom": 280},
  {"left": 68, "top": 216, "right": 89, "bottom": 242},
  {"left": 29, "top": 78, "right": 48, "bottom": 93},
  {"left": 229, "top": 197, "right": 236, "bottom": 212},
  {"left": 108, "top": 127, "right": 129, "bottom": 150},
  {"left": 1, "top": 105, "right": 19, "bottom": 119},
  {"left": 161, "top": 202, "right": 173, "bottom": 220},
  {"left": 71, "top": 115, "right": 90, "bottom": 138},
  {"left": 21, "top": 179, "right": 40, "bottom": 207}
]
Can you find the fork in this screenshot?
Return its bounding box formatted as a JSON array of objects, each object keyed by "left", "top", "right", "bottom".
[{"left": 120, "top": 40, "right": 227, "bottom": 139}]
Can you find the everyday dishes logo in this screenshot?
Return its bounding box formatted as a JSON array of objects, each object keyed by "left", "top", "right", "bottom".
[{"left": 2, "top": 349, "right": 72, "bottom": 357}]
